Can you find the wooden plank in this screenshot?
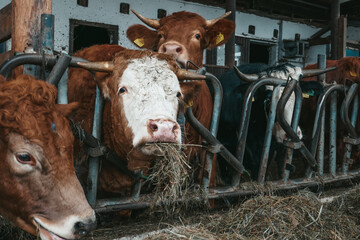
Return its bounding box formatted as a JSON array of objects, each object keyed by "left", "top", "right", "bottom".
[
  {"left": 309, "top": 25, "right": 330, "bottom": 39},
  {"left": 0, "top": 51, "right": 11, "bottom": 66},
  {"left": 0, "top": 4, "right": 12, "bottom": 42},
  {"left": 11, "top": 0, "right": 52, "bottom": 78},
  {"left": 308, "top": 36, "right": 331, "bottom": 46}
]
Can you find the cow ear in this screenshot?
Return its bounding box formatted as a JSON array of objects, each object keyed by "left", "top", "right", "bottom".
[
  {"left": 205, "top": 19, "right": 235, "bottom": 49},
  {"left": 126, "top": 24, "right": 159, "bottom": 51},
  {"left": 179, "top": 81, "right": 202, "bottom": 111},
  {"left": 56, "top": 102, "right": 81, "bottom": 117}
]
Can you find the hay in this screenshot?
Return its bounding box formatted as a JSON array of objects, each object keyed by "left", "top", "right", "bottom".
[
  {"left": 0, "top": 216, "right": 36, "bottom": 240},
  {"left": 146, "top": 143, "right": 208, "bottom": 214},
  {"left": 142, "top": 190, "right": 360, "bottom": 240}
]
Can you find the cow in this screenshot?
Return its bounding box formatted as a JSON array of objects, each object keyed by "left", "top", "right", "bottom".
[
  {"left": 301, "top": 57, "right": 360, "bottom": 171},
  {"left": 126, "top": 9, "right": 235, "bottom": 185},
  {"left": 68, "top": 45, "right": 205, "bottom": 196},
  {"left": 217, "top": 63, "right": 328, "bottom": 182},
  {"left": 0, "top": 75, "right": 96, "bottom": 239}
]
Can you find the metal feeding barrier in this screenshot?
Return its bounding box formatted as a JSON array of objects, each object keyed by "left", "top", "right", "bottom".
[{"left": 1, "top": 53, "right": 360, "bottom": 212}]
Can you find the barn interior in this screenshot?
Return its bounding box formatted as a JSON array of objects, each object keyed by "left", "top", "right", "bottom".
[{"left": 1, "top": 0, "right": 360, "bottom": 239}]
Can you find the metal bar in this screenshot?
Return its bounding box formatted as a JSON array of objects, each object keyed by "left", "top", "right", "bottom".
[
  {"left": 46, "top": 53, "right": 71, "bottom": 86},
  {"left": 318, "top": 113, "right": 325, "bottom": 175},
  {"left": 234, "top": 78, "right": 294, "bottom": 186},
  {"left": 0, "top": 53, "right": 88, "bottom": 78},
  {"left": 203, "top": 73, "right": 223, "bottom": 190},
  {"left": 257, "top": 86, "right": 281, "bottom": 183},
  {"left": 185, "top": 107, "right": 244, "bottom": 174},
  {"left": 86, "top": 87, "right": 104, "bottom": 206},
  {"left": 341, "top": 84, "right": 359, "bottom": 173},
  {"left": 329, "top": 92, "right": 337, "bottom": 175},
  {"left": 283, "top": 84, "right": 303, "bottom": 181},
  {"left": 276, "top": 79, "right": 316, "bottom": 169},
  {"left": 94, "top": 171, "right": 360, "bottom": 212}
]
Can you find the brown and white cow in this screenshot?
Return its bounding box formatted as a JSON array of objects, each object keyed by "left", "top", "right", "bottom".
[
  {"left": 0, "top": 75, "right": 96, "bottom": 240},
  {"left": 127, "top": 9, "right": 235, "bottom": 184},
  {"left": 68, "top": 45, "right": 204, "bottom": 195}
]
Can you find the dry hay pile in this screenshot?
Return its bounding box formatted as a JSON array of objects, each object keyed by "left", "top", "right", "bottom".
[
  {"left": 146, "top": 143, "right": 208, "bottom": 214},
  {"left": 0, "top": 216, "right": 35, "bottom": 240},
  {"left": 143, "top": 189, "right": 360, "bottom": 240}
]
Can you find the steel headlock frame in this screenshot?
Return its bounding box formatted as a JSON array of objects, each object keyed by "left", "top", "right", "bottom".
[{"left": 2, "top": 53, "right": 360, "bottom": 212}]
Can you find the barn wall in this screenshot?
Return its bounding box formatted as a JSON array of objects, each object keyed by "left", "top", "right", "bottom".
[{"left": 2, "top": 0, "right": 359, "bottom": 66}]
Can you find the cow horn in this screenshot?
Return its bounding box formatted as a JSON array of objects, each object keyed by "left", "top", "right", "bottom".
[
  {"left": 76, "top": 61, "right": 114, "bottom": 72},
  {"left": 302, "top": 67, "right": 337, "bottom": 78},
  {"left": 233, "top": 66, "right": 260, "bottom": 82},
  {"left": 176, "top": 69, "right": 206, "bottom": 80},
  {"left": 131, "top": 9, "right": 161, "bottom": 29},
  {"left": 206, "top": 11, "right": 232, "bottom": 28}
]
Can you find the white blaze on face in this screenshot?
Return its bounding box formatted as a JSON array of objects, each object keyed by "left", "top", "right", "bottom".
[
  {"left": 120, "top": 56, "right": 182, "bottom": 148},
  {"left": 267, "top": 66, "right": 303, "bottom": 143}
]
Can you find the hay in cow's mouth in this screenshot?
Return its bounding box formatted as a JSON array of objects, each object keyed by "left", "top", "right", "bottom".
[{"left": 145, "top": 142, "right": 208, "bottom": 214}]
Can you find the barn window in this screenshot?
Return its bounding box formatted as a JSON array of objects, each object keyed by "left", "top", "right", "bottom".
[
  {"left": 248, "top": 25, "right": 255, "bottom": 35},
  {"left": 69, "top": 19, "right": 119, "bottom": 53},
  {"left": 273, "top": 29, "right": 279, "bottom": 38},
  {"left": 158, "top": 9, "right": 167, "bottom": 19},
  {"left": 120, "top": 3, "right": 130, "bottom": 14},
  {"left": 295, "top": 33, "right": 301, "bottom": 41},
  {"left": 77, "top": 0, "right": 88, "bottom": 7}
]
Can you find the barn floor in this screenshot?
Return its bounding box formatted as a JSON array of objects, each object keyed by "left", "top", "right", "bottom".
[
  {"left": 1, "top": 184, "right": 359, "bottom": 240},
  {"left": 82, "top": 184, "right": 360, "bottom": 240}
]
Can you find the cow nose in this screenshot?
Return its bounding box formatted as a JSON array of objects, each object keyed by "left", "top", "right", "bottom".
[
  {"left": 73, "top": 219, "right": 97, "bottom": 237},
  {"left": 160, "top": 44, "right": 183, "bottom": 56},
  {"left": 148, "top": 119, "right": 180, "bottom": 142}
]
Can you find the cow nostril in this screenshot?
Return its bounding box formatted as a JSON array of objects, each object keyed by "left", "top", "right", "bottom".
[
  {"left": 74, "top": 221, "right": 93, "bottom": 237},
  {"left": 176, "top": 47, "right": 182, "bottom": 53},
  {"left": 172, "top": 124, "right": 179, "bottom": 132},
  {"left": 149, "top": 123, "right": 158, "bottom": 132},
  {"left": 162, "top": 46, "right": 167, "bottom": 53}
]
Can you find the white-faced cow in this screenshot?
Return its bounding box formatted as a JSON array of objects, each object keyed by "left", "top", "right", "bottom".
[
  {"left": 0, "top": 75, "right": 96, "bottom": 239},
  {"left": 126, "top": 9, "right": 235, "bottom": 185},
  {"left": 68, "top": 45, "right": 204, "bottom": 195}
]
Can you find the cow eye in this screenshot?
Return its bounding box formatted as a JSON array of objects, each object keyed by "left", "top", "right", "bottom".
[
  {"left": 195, "top": 34, "right": 201, "bottom": 40},
  {"left": 176, "top": 92, "right": 182, "bottom": 98},
  {"left": 16, "top": 153, "right": 35, "bottom": 165},
  {"left": 118, "top": 87, "right": 127, "bottom": 94}
]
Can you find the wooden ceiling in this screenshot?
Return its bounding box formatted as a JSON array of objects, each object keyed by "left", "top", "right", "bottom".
[{"left": 186, "top": 0, "right": 360, "bottom": 27}]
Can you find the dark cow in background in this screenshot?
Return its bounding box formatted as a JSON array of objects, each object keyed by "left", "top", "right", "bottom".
[
  {"left": 127, "top": 9, "right": 235, "bottom": 185},
  {"left": 0, "top": 75, "right": 96, "bottom": 239},
  {"left": 301, "top": 57, "right": 360, "bottom": 169},
  {"left": 68, "top": 45, "right": 204, "bottom": 196},
  {"left": 217, "top": 63, "right": 323, "bottom": 183}
]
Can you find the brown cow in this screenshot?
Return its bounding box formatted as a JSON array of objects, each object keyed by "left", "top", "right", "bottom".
[
  {"left": 127, "top": 10, "right": 235, "bottom": 184},
  {"left": 0, "top": 75, "right": 96, "bottom": 239},
  {"left": 68, "top": 45, "right": 204, "bottom": 196},
  {"left": 301, "top": 57, "right": 360, "bottom": 171}
]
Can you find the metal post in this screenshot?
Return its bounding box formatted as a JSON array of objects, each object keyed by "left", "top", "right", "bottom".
[{"left": 87, "top": 87, "right": 104, "bottom": 206}]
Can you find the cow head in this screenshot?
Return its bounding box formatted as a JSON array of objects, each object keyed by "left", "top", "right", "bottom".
[
  {"left": 127, "top": 10, "right": 235, "bottom": 68},
  {"left": 77, "top": 50, "right": 205, "bottom": 156},
  {"left": 0, "top": 75, "right": 96, "bottom": 240}
]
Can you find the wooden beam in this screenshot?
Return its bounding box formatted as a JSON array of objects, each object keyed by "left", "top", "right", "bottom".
[
  {"left": 11, "top": 0, "right": 52, "bottom": 77},
  {"left": 308, "top": 36, "right": 331, "bottom": 46},
  {"left": 338, "top": 15, "right": 347, "bottom": 58},
  {"left": 331, "top": 0, "right": 340, "bottom": 59},
  {"left": 0, "top": 4, "right": 12, "bottom": 42},
  {"left": 225, "top": 0, "right": 235, "bottom": 67},
  {"left": 310, "top": 25, "right": 330, "bottom": 40}
]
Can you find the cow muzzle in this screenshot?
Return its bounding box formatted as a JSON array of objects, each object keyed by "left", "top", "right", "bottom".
[{"left": 158, "top": 42, "right": 189, "bottom": 68}]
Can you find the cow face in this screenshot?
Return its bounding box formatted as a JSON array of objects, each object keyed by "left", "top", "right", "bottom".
[
  {"left": 127, "top": 10, "right": 235, "bottom": 68},
  {"left": 94, "top": 50, "right": 185, "bottom": 155},
  {"left": 0, "top": 76, "right": 96, "bottom": 240}
]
